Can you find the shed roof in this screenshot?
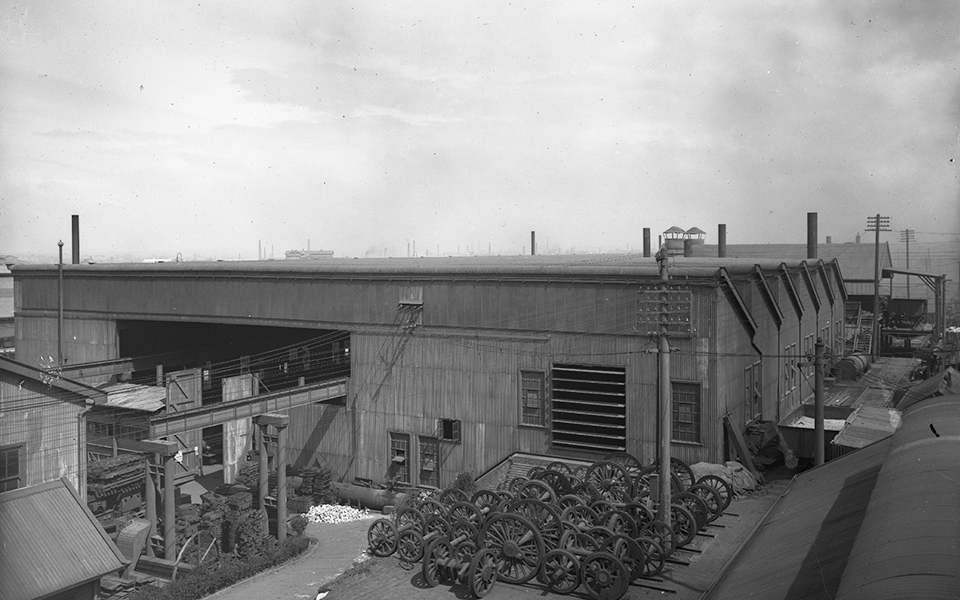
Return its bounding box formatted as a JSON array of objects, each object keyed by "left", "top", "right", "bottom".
[
  {"left": 0, "top": 478, "right": 125, "bottom": 600},
  {"left": 99, "top": 382, "right": 166, "bottom": 413},
  {"left": 705, "top": 394, "right": 960, "bottom": 600},
  {"left": 897, "top": 367, "right": 960, "bottom": 410},
  {"left": 831, "top": 406, "right": 901, "bottom": 449}
]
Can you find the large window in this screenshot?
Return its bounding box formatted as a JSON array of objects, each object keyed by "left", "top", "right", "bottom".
[
  {"left": 672, "top": 381, "right": 701, "bottom": 444},
  {"left": 803, "top": 334, "right": 815, "bottom": 375},
  {"left": 520, "top": 371, "right": 547, "bottom": 427},
  {"left": 418, "top": 436, "right": 438, "bottom": 488},
  {"left": 551, "top": 364, "right": 626, "bottom": 452},
  {"left": 0, "top": 446, "right": 21, "bottom": 492},
  {"left": 744, "top": 361, "right": 762, "bottom": 422},
  {"left": 389, "top": 433, "right": 410, "bottom": 484},
  {"left": 783, "top": 343, "right": 798, "bottom": 397}
]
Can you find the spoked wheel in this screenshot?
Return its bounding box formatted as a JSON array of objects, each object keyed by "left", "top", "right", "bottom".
[
  {"left": 421, "top": 538, "right": 453, "bottom": 587},
  {"left": 622, "top": 502, "right": 654, "bottom": 531},
  {"left": 640, "top": 521, "right": 676, "bottom": 557},
  {"left": 546, "top": 461, "right": 573, "bottom": 476},
  {"left": 560, "top": 504, "right": 600, "bottom": 531},
  {"left": 635, "top": 466, "right": 684, "bottom": 496},
  {"left": 673, "top": 491, "right": 709, "bottom": 532},
  {"left": 600, "top": 534, "right": 645, "bottom": 582},
  {"left": 439, "top": 488, "right": 469, "bottom": 505},
  {"left": 635, "top": 536, "right": 666, "bottom": 578},
  {"left": 558, "top": 494, "right": 585, "bottom": 510},
  {"left": 395, "top": 507, "right": 425, "bottom": 532},
  {"left": 419, "top": 498, "right": 448, "bottom": 519},
  {"left": 455, "top": 540, "right": 478, "bottom": 567},
  {"left": 696, "top": 475, "right": 733, "bottom": 512},
  {"left": 669, "top": 504, "right": 697, "bottom": 548},
  {"left": 585, "top": 461, "right": 635, "bottom": 500},
  {"left": 601, "top": 508, "right": 639, "bottom": 538},
  {"left": 479, "top": 513, "right": 544, "bottom": 584},
  {"left": 535, "top": 469, "right": 574, "bottom": 497},
  {"left": 559, "top": 530, "right": 599, "bottom": 553},
  {"left": 580, "top": 552, "right": 630, "bottom": 600},
  {"left": 367, "top": 518, "right": 398, "bottom": 557},
  {"left": 688, "top": 483, "right": 724, "bottom": 523},
  {"left": 648, "top": 458, "right": 695, "bottom": 491},
  {"left": 396, "top": 529, "right": 425, "bottom": 562},
  {"left": 517, "top": 479, "right": 557, "bottom": 504},
  {"left": 468, "top": 548, "right": 498, "bottom": 598},
  {"left": 539, "top": 549, "right": 581, "bottom": 595},
  {"left": 448, "top": 501, "right": 483, "bottom": 527},
  {"left": 471, "top": 489, "right": 502, "bottom": 517},
  {"left": 506, "top": 498, "right": 563, "bottom": 551},
  {"left": 423, "top": 515, "right": 452, "bottom": 539},
  {"left": 601, "top": 451, "right": 645, "bottom": 480}
]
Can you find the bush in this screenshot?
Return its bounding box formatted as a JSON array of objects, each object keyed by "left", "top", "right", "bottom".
[
  {"left": 128, "top": 536, "right": 311, "bottom": 600},
  {"left": 450, "top": 471, "right": 478, "bottom": 498},
  {"left": 289, "top": 514, "right": 308, "bottom": 537}
]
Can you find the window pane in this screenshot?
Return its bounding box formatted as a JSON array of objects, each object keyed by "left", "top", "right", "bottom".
[{"left": 671, "top": 382, "right": 701, "bottom": 443}]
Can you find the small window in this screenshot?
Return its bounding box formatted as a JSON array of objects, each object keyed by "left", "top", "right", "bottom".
[
  {"left": 672, "top": 382, "right": 701, "bottom": 444},
  {"left": 745, "top": 361, "right": 762, "bottom": 422},
  {"left": 520, "top": 370, "right": 546, "bottom": 427},
  {"left": 389, "top": 433, "right": 410, "bottom": 484},
  {"left": 439, "top": 419, "right": 461, "bottom": 443},
  {"left": 0, "top": 445, "right": 21, "bottom": 492},
  {"left": 419, "top": 436, "right": 438, "bottom": 487}
]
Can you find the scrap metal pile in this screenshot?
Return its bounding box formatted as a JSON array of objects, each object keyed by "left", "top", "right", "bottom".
[{"left": 366, "top": 453, "right": 733, "bottom": 600}]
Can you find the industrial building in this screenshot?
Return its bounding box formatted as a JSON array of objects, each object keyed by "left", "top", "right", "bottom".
[{"left": 7, "top": 247, "right": 847, "bottom": 492}]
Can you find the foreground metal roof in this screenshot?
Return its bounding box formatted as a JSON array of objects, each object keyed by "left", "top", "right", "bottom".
[
  {"left": 705, "top": 394, "right": 960, "bottom": 600},
  {"left": 0, "top": 478, "right": 125, "bottom": 600}
]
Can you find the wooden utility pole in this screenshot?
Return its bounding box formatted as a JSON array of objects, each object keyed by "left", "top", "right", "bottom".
[
  {"left": 655, "top": 245, "right": 672, "bottom": 521},
  {"left": 901, "top": 229, "right": 914, "bottom": 299},
  {"left": 814, "top": 338, "right": 825, "bottom": 467},
  {"left": 866, "top": 215, "right": 890, "bottom": 359}
]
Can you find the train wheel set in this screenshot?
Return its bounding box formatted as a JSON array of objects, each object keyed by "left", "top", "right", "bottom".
[{"left": 366, "top": 454, "right": 734, "bottom": 599}]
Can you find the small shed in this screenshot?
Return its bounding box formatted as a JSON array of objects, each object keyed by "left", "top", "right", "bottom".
[{"left": 0, "top": 477, "right": 126, "bottom": 600}]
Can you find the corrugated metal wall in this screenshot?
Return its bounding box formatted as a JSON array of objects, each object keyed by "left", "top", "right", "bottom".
[
  {"left": 0, "top": 370, "right": 83, "bottom": 491},
  {"left": 15, "top": 316, "right": 116, "bottom": 371}
]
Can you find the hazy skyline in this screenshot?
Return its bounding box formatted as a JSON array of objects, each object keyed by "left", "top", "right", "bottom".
[{"left": 2, "top": 1, "right": 958, "bottom": 259}]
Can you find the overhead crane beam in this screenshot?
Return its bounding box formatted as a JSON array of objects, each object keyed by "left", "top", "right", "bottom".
[{"left": 149, "top": 377, "right": 348, "bottom": 437}]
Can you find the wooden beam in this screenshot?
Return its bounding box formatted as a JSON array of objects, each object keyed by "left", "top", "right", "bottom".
[
  {"left": 723, "top": 415, "right": 766, "bottom": 485},
  {"left": 149, "top": 378, "right": 347, "bottom": 437}
]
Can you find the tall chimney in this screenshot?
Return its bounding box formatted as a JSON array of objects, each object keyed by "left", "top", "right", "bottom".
[
  {"left": 807, "top": 212, "right": 818, "bottom": 259},
  {"left": 718, "top": 224, "right": 727, "bottom": 258},
  {"left": 71, "top": 215, "right": 80, "bottom": 264},
  {"left": 683, "top": 238, "right": 693, "bottom": 257},
  {"left": 826, "top": 235, "right": 832, "bottom": 244},
  {"left": 643, "top": 228, "right": 651, "bottom": 257},
  {"left": 531, "top": 231, "right": 536, "bottom": 255},
  {"left": 855, "top": 232, "right": 861, "bottom": 244}
]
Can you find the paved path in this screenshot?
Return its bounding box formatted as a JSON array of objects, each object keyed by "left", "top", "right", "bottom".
[{"left": 207, "top": 516, "right": 375, "bottom": 600}]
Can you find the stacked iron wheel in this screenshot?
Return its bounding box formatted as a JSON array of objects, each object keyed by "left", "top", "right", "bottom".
[{"left": 366, "top": 454, "right": 735, "bottom": 599}]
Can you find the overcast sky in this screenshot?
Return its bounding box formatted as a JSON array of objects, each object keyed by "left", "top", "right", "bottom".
[{"left": 1, "top": 1, "right": 958, "bottom": 259}]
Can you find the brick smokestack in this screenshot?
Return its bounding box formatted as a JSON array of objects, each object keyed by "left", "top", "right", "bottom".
[
  {"left": 643, "top": 228, "right": 651, "bottom": 257},
  {"left": 718, "top": 224, "right": 727, "bottom": 258},
  {"left": 71, "top": 215, "right": 80, "bottom": 264},
  {"left": 807, "top": 212, "right": 818, "bottom": 259}
]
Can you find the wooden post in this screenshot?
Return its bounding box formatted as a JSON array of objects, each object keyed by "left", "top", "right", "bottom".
[
  {"left": 258, "top": 423, "right": 269, "bottom": 511},
  {"left": 656, "top": 245, "right": 672, "bottom": 522},
  {"left": 814, "top": 338, "right": 825, "bottom": 467},
  {"left": 276, "top": 423, "right": 288, "bottom": 543},
  {"left": 163, "top": 451, "right": 176, "bottom": 561},
  {"left": 145, "top": 457, "right": 157, "bottom": 557}
]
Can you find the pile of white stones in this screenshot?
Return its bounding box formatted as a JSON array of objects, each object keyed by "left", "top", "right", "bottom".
[{"left": 304, "top": 503, "right": 373, "bottom": 524}]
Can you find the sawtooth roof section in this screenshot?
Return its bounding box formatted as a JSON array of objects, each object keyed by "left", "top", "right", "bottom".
[
  {"left": 799, "top": 263, "right": 822, "bottom": 313},
  {"left": 690, "top": 243, "right": 891, "bottom": 282},
  {"left": 817, "top": 262, "right": 836, "bottom": 307},
  {"left": 704, "top": 394, "right": 960, "bottom": 600},
  {"left": 719, "top": 268, "right": 759, "bottom": 349},
  {"left": 780, "top": 264, "right": 804, "bottom": 319},
  {"left": 0, "top": 478, "right": 125, "bottom": 600},
  {"left": 754, "top": 266, "right": 784, "bottom": 328}
]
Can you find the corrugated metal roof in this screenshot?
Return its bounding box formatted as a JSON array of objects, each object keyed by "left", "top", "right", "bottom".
[
  {"left": 831, "top": 406, "right": 901, "bottom": 449},
  {"left": 100, "top": 381, "right": 166, "bottom": 412},
  {"left": 705, "top": 394, "right": 960, "bottom": 600},
  {"left": 835, "top": 395, "right": 960, "bottom": 600},
  {"left": 7, "top": 254, "right": 831, "bottom": 280},
  {"left": 897, "top": 367, "right": 960, "bottom": 410},
  {"left": 0, "top": 478, "right": 125, "bottom": 600}
]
